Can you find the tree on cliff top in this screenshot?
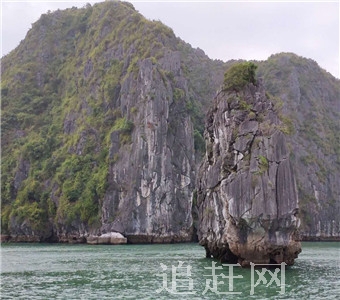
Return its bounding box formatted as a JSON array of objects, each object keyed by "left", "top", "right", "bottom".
[{"left": 223, "top": 62, "right": 257, "bottom": 92}]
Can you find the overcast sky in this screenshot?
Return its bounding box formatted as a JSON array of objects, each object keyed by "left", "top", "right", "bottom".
[{"left": 1, "top": 0, "right": 339, "bottom": 78}]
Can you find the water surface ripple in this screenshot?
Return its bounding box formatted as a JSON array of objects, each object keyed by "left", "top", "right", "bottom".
[{"left": 1, "top": 242, "right": 339, "bottom": 299}]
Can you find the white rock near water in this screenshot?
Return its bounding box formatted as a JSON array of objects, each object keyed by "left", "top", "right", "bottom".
[{"left": 87, "top": 232, "right": 127, "bottom": 245}]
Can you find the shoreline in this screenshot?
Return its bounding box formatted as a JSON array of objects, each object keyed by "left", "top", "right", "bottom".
[{"left": 2, "top": 234, "right": 340, "bottom": 244}]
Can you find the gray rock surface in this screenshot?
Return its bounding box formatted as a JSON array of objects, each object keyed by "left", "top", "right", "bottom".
[
  {"left": 99, "top": 57, "right": 196, "bottom": 243},
  {"left": 197, "top": 80, "right": 301, "bottom": 266},
  {"left": 1, "top": 2, "right": 338, "bottom": 244},
  {"left": 257, "top": 54, "right": 340, "bottom": 241}
]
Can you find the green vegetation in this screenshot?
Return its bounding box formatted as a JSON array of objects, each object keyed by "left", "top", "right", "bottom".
[
  {"left": 223, "top": 62, "right": 257, "bottom": 92},
  {"left": 257, "top": 52, "right": 340, "bottom": 234},
  {"left": 239, "top": 99, "right": 252, "bottom": 111},
  {"left": 193, "top": 129, "right": 205, "bottom": 154},
  {"left": 112, "top": 117, "right": 134, "bottom": 133},
  {"left": 173, "top": 88, "right": 185, "bottom": 102},
  {"left": 255, "top": 155, "right": 269, "bottom": 175},
  {"left": 257, "top": 53, "right": 339, "bottom": 162},
  {"left": 300, "top": 154, "right": 315, "bottom": 166},
  {"left": 112, "top": 117, "right": 134, "bottom": 144},
  {"left": 277, "top": 115, "right": 295, "bottom": 135},
  {"left": 2, "top": 0, "right": 214, "bottom": 235},
  {"left": 0, "top": 2, "right": 152, "bottom": 233},
  {"left": 265, "top": 92, "right": 295, "bottom": 135},
  {"left": 1, "top": 3, "right": 338, "bottom": 240}
]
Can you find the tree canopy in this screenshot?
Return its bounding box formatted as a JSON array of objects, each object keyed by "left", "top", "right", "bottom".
[{"left": 223, "top": 62, "right": 257, "bottom": 92}]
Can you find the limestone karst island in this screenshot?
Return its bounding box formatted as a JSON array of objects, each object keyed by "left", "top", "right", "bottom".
[{"left": 1, "top": 1, "right": 339, "bottom": 278}]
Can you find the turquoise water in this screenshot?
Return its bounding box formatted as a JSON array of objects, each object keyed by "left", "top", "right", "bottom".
[{"left": 1, "top": 242, "right": 339, "bottom": 299}]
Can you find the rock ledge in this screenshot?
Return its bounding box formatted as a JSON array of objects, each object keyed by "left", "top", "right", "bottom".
[{"left": 87, "top": 232, "right": 127, "bottom": 245}]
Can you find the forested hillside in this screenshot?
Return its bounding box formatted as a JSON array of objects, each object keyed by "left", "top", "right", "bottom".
[
  {"left": 1, "top": 1, "right": 339, "bottom": 242},
  {"left": 258, "top": 54, "right": 340, "bottom": 239}
]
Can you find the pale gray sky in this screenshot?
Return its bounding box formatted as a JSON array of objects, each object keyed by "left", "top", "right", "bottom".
[{"left": 1, "top": 0, "right": 339, "bottom": 78}]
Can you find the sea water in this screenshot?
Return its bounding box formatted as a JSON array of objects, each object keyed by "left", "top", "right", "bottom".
[{"left": 1, "top": 242, "right": 339, "bottom": 299}]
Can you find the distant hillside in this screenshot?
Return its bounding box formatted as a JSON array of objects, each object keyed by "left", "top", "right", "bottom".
[
  {"left": 1, "top": 1, "right": 339, "bottom": 242},
  {"left": 258, "top": 53, "right": 340, "bottom": 239}
]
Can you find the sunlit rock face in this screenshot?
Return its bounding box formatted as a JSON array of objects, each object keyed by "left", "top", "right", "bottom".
[{"left": 197, "top": 79, "right": 301, "bottom": 266}]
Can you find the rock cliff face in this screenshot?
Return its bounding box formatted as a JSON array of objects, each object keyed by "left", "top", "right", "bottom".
[
  {"left": 0, "top": 1, "right": 224, "bottom": 243},
  {"left": 258, "top": 54, "right": 340, "bottom": 240},
  {"left": 99, "top": 57, "right": 196, "bottom": 243},
  {"left": 1, "top": 2, "right": 338, "bottom": 243},
  {"left": 197, "top": 78, "right": 301, "bottom": 266},
  {"left": 56, "top": 54, "right": 197, "bottom": 243}
]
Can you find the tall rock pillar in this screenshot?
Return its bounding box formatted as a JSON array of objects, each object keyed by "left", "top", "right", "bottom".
[{"left": 197, "top": 73, "right": 301, "bottom": 266}]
